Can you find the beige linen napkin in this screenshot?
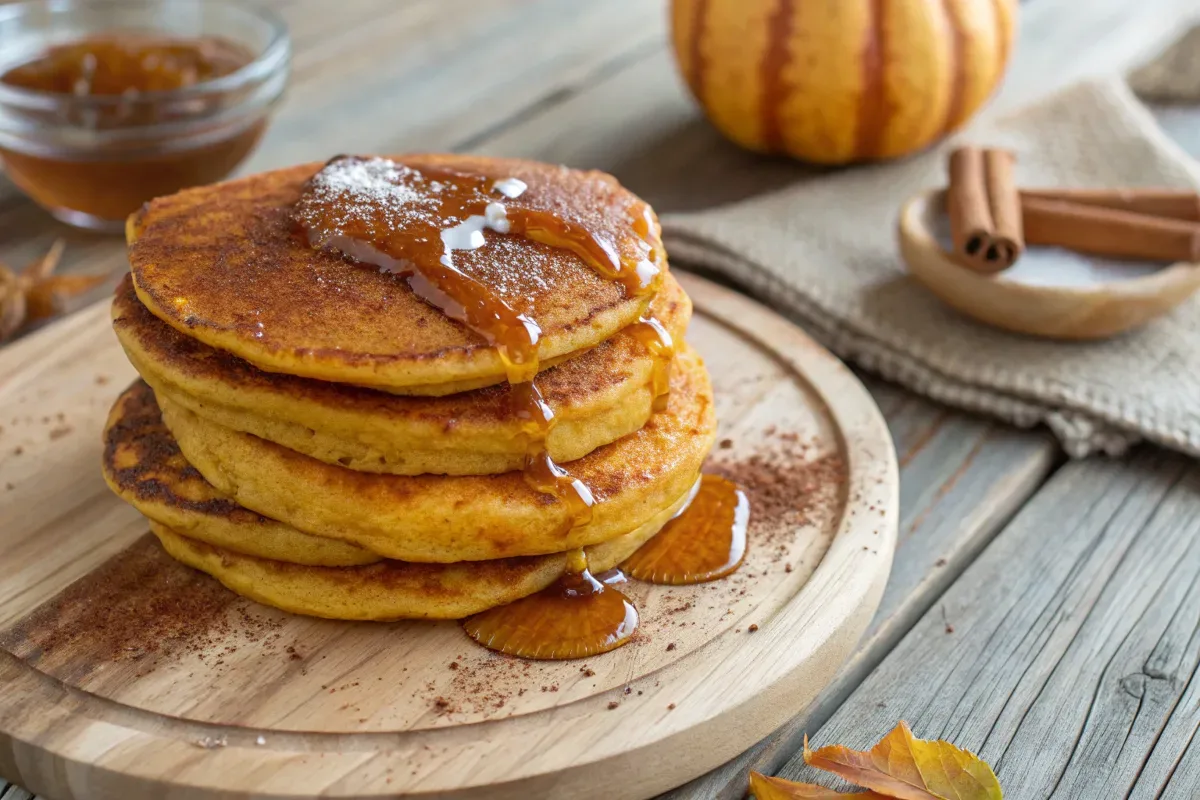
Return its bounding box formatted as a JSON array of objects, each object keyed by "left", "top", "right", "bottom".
[
  {"left": 1130, "top": 26, "right": 1200, "bottom": 103},
  {"left": 662, "top": 78, "right": 1200, "bottom": 458}
]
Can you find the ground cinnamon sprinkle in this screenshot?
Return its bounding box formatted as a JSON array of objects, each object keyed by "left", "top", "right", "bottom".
[
  {"left": 429, "top": 652, "right": 534, "bottom": 715},
  {"left": 0, "top": 536, "right": 283, "bottom": 681},
  {"left": 705, "top": 431, "right": 846, "bottom": 550}
]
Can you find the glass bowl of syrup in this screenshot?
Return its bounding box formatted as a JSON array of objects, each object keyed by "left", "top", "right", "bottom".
[{"left": 0, "top": 0, "right": 290, "bottom": 232}]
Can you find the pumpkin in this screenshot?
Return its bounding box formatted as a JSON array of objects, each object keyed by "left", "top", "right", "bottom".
[{"left": 671, "top": 0, "right": 1018, "bottom": 164}]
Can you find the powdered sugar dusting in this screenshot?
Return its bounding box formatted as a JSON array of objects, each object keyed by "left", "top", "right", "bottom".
[
  {"left": 299, "top": 156, "right": 445, "bottom": 238},
  {"left": 439, "top": 202, "right": 513, "bottom": 268},
  {"left": 492, "top": 177, "right": 528, "bottom": 199}
]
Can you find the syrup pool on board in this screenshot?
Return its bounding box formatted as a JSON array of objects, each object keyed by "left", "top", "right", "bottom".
[
  {"left": 462, "top": 548, "right": 639, "bottom": 660},
  {"left": 463, "top": 475, "right": 753, "bottom": 660}
]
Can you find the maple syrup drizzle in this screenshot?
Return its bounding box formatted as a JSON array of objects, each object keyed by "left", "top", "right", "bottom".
[
  {"left": 622, "top": 475, "right": 751, "bottom": 585},
  {"left": 514, "top": 381, "right": 596, "bottom": 526},
  {"left": 627, "top": 315, "right": 675, "bottom": 412},
  {"left": 462, "top": 548, "right": 639, "bottom": 660},
  {"left": 294, "top": 157, "right": 661, "bottom": 521}
]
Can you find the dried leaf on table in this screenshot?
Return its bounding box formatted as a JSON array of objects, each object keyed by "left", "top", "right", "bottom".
[
  {"left": 18, "top": 238, "right": 64, "bottom": 284},
  {"left": 750, "top": 770, "right": 889, "bottom": 799},
  {"left": 0, "top": 266, "right": 26, "bottom": 341},
  {"left": 0, "top": 240, "right": 109, "bottom": 342},
  {"left": 803, "top": 721, "right": 1002, "bottom": 800},
  {"left": 24, "top": 273, "right": 110, "bottom": 321}
]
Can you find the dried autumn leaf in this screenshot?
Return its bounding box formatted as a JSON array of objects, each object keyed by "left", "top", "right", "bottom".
[
  {"left": 750, "top": 770, "right": 889, "bottom": 799},
  {"left": 17, "top": 238, "right": 64, "bottom": 285},
  {"left": 804, "top": 722, "right": 1002, "bottom": 800},
  {"left": 0, "top": 264, "right": 25, "bottom": 341},
  {"left": 0, "top": 240, "right": 110, "bottom": 342},
  {"left": 24, "top": 273, "right": 110, "bottom": 321}
]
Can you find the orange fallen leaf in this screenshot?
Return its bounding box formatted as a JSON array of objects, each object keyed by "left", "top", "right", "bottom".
[
  {"left": 750, "top": 770, "right": 889, "bottom": 799},
  {"left": 803, "top": 722, "right": 1002, "bottom": 800}
]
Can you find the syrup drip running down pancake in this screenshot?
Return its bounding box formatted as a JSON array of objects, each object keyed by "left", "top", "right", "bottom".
[{"left": 293, "top": 156, "right": 676, "bottom": 536}]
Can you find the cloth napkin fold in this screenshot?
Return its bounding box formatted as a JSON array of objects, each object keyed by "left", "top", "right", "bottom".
[{"left": 662, "top": 78, "right": 1200, "bottom": 458}]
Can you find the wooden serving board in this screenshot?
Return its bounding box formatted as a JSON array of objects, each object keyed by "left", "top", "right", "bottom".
[{"left": 0, "top": 272, "right": 897, "bottom": 800}]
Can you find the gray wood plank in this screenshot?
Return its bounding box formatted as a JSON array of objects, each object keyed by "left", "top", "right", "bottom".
[{"left": 767, "top": 450, "right": 1200, "bottom": 800}]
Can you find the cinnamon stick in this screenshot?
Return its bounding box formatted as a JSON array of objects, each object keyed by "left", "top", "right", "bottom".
[
  {"left": 946, "top": 147, "right": 1023, "bottom": 273},
  {"left": 1021, "top": 188, "right": 1200, "bottom": 222},
  {"left": 985, "top": 149, "right": 1024, "bottom": 268},
  {"left": 947, "top": 147, "right": 996, "bottom": 272},
  {"left": 1022, "top": 196, "right": 1200, "bottom": 263}
]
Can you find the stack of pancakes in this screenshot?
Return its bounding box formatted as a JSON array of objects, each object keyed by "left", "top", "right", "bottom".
[{"left": 102, "top": 155, "right": 717, "bottom": 621}]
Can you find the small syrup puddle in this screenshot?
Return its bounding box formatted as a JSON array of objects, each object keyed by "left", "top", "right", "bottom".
[
  {"left": 462, "top": 551, "right": 638, "bottom": 660},
  {"left": 462, "top": 476, "right": 751, "bottom": 660},
  {"left": 622, "top": 475, "right": 750, "bottom": 585}
]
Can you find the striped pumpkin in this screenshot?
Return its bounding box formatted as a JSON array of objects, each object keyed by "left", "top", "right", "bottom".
[{"left": 671, "top": 0, "right": 1018, "bottom": 164}]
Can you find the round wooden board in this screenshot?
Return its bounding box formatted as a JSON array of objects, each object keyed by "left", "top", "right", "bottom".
[{"left": 0, "top": 272, "right": 898, "bottom": 800}]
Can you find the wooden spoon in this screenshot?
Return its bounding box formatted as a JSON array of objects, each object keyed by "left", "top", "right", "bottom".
[{"left": 898, "top": 189, "right": 1200, "bottom": 340}]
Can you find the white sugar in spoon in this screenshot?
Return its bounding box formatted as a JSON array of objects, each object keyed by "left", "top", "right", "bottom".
[{"left": 898, "top": 189, "right": 1200, "bottom": 340}]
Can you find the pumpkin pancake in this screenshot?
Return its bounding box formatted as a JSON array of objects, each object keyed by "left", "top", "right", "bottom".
[
  {"left": 127, "top": 154, "right": 663, "bottom": 392},
  {"left": 114, "top": 272, "right": 692, "bottom": 476},
  {"left": 158, "top": 346, "right": 715, "bottom": 563},
  {"left": 102, "top": 381, "right": 379, "bottom": 568},
  {"left": 147, "top": 484, "right": 693, "bottom": 620}
]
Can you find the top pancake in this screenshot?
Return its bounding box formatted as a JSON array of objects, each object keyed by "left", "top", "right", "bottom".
[{"left": 126, "top": 154, "right": 663, "bottom": 391}]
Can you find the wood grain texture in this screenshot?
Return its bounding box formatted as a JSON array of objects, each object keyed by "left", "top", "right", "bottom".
[
  {"left": 770, "top": 449, "right": 1200, "bottom": 799},
  {"left": 0, "top": 275, "right": 898, "bottom": 800}
]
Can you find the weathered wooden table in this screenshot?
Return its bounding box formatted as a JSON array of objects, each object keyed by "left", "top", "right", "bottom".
[{"left": 3, "top": 1, "right": 1200, "bottom": 798}]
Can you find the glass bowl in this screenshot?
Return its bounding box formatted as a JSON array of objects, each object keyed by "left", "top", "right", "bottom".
[{"left": 0, "top": 0, "right": 290, "bottom": 232}]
